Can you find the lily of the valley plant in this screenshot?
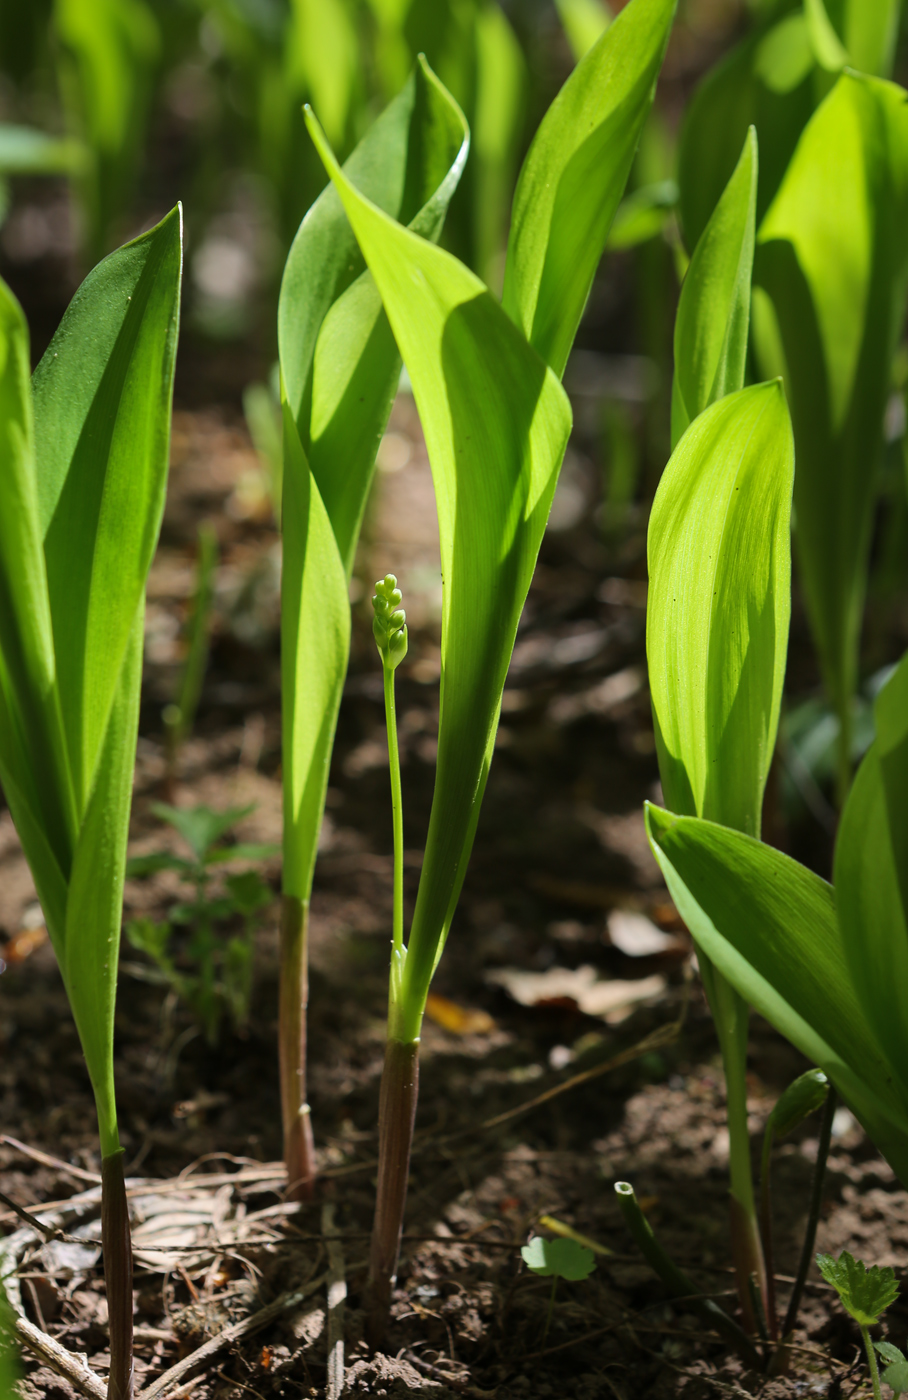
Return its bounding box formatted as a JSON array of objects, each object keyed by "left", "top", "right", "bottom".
[
  {"left": 0, "top": 209, "right": 182, "bottom": 1399},
  {"left": 304, "top": 0, "right": 677, "bottom": 1342}
]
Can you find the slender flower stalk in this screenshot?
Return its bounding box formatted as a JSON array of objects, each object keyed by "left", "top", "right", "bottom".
[{"left": 366, "top": 575, "right": 412, "bottom": 1344}]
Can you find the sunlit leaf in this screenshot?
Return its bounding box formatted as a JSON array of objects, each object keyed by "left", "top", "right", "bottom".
[
  {"left": 835, "top": 654, "right": 908, "bottom": 1093},
  {"left": 644, "top": 803, "right": 908, "bottom": 1182},
  {"left": 305, "top": 107, "right": 572, "bottom": 1040},
  {"left": 554, "top": 0, "right": 612, "bottom": 63},
  {"left": 503, "top": 0, "right": 676, "bottom": 376},
  {"left": 670, "top": 127, "right": 757, "bottom": 446},
  {"left": 521, "top": 1236, "right": 596, "bottom": 1280},
  {"left": 754, "top": 72, "right": 908, "bottom": 741},
  {"left": 648, "top": 382, "right": 793, "bottom": 835}
]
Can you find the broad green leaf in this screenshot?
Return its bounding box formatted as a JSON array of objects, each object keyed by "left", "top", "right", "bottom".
[
  {"left": 816, "top": 1251, "right": 899, "bottom": 1326},
  {"left": 767, "top": 1068, "right": 828, "bottom": 1139},
  {"left": 33, "top": 207, "right": 182, "bottom": 811},
  {"left": 0, "top": 211, "right": 182, "bottom": 1156},
  {"left": 670, "top": 127, "right": 757, "bottom": 446},
  {"left": 64, "top": 614, "right": 143, "bottom": 1155},
  {"left": 305, "top": 109, "right": 572, "bottom": 1040},
  {"left": 502, "top": 0, "right": 676, "bottom": 377},
  {"left": 754, "top": 72, "right": 908, "bottom": 729},
  {"left": 0, "top": 280, "right": 75, "bottom": 901},
  {"left": 647, "top": 383, "right": 793, "bottom": 836},
  {"left": 280, "top": 409, "right": 350, "bottom": 903},
  {"left": 555, "top": 0, "right": 612, "bottom": 63},
  {"left": 883, "top": 1361, "right": 908, "bottom": 1395},
  {"left": 285, "top": 0, "right": 359, "bottom": 150},
  {"left": 835, "top": 653, "right": 908, "bottom": 1090},
  {"left": 521, "top": 1236, "right": 596, "bottom": 1280},
  {"left": 279, "top": 56, "right": 468, "bottom": 576},
  {"left": 0, "top": 124, "right": 86, "bottom": 175},
  {"left": 875, "top": 1341, "right": 905, "bottom": 1365},
  {"left": 644, "top": 803, "right": 908, "bottom": 1180}
]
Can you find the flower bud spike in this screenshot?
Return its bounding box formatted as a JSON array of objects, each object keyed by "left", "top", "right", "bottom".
[{"left": 372, "top": 574, "right": 408, "bottom": 672}]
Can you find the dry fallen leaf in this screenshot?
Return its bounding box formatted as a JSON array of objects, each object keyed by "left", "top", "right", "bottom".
[
  {"left": 485, "top": 964, "right": 666, "bottom": 1023},
  {"left": 424, "top": 993, "right": 496, "bottom": 1035},
  {"left": 607, "top": 909, "right": 685, "bottom": 957}
]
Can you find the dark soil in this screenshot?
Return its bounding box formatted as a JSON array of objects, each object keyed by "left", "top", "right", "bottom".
[{"left": 3, "top": 393, "right": 908, "bottom": 1400}]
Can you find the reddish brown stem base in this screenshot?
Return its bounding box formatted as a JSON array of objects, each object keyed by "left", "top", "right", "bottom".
[
  {"left": 280, "top": 895, "right": 317, "bottom": 1201},
  {"left": 365, "top": 1039, "right": 419, "bottom": 1350},
  {"left": 101, "top": 1151, "right": 133, "bottom": 1400},
  {"left": 730, "top": 1194, "right": 769, "bottom": 1338}
]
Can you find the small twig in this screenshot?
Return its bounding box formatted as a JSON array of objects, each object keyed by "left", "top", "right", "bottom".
[
  {"left": 137, "top": 1272, "right": 328, "bottom": 1400},
  {"left": 0, "top": 1136, "right": 101, "bottom": 1184},
  {"left": 322, "top": 1204, "right": 345, "bottom": 1400},
  {"left": 0, "top": 1190, "right": 66, "bottom": 1241},
  {"left": 12, "top": 1312, "right": 107, "bottom": 1400}
]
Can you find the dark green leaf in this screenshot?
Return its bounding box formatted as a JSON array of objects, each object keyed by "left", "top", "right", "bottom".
[
  {"left": 125, "top": 851, "right": 195, "bottom": 879},
  {"left": 816, "top": 1251, "right": 899, "bottom": 1326},
  {"left": 767, "top": 1069, "right": 828, "bottom": 1140},
  {"left": 151, "top": 803, "right": 254, "bottom": 862}
]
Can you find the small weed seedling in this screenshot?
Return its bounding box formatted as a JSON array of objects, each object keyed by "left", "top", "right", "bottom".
[
  {"left": 521, "top": 1236, "right": 596, "bottom": 1347},
  {"left": 127, "top": 804, "right": 277, "bottom": 1044},
  {"left": 817, "top": 1252, "right": 900, "bottom": 1400}
]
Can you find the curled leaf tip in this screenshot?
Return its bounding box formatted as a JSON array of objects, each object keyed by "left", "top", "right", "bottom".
[{"left": 373, "top": 574, "right": 408, "bottom": 669}]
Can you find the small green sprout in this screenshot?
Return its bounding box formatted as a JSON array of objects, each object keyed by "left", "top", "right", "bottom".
[
  {"left": 372, "top": 573, "right": 409, "bottom": 670},
  {"left": 817, "top": 1251, "right": 900, "bottom": 1400},
  {"left": 521, "top": 1236, "right": 596, "bottom": 1346},
  {"left": 126, "top": 804, "right": 277, "bottom": 1045}
]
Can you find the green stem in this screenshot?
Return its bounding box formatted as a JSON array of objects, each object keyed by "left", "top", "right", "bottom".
[
  {"left": 781, "top": 1085, "right": 836, "bottom": 1340},
  {"left": 862, "top": 1323, "right": 883, "bottom": 1400},
  {"left": 614, "top": 1182, "right": 760, "bottom": 1369},
  {"left": 702, "top": 959, "right": 769, "bottom": 1333},
  {"left": 279, "top": 895, "right": 316, "bottom": 1201},
  {"left": 758, "top": 1128, "right": 778, "bottom": 1339},
  {"left": 836, "top": 701, "right": 852, "bottom": 811},
  {"left": 383, "top": 662, "right": 404, "bottom": 967}
]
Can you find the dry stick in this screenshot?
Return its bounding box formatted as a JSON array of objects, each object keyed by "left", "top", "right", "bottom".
[
  {"left": 12, "top": 1312, "right": 108, "bottom": 1400},
  {"left": 137, "top": 1272, "right": 328, "bottom": 1400},
  {"left": 0, "top": 1135, "right": 102, "bottom": 1184},
  {"left": 322, "top": 1204, "right": 346, "bottom": 1400}
]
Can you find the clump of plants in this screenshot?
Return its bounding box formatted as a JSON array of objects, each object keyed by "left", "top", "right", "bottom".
[{"left": 126, "top": 803, "right": 277, "bottom": 1044}]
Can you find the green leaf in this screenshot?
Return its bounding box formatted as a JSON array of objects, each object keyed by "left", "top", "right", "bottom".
[
  {"left": 305, "top": 108, "right": 572, "bottom": 1041},
  {"left": 0, "top": 212, "right": 182, "bottom": 1154},
  {"left": 279, "top": 56, "right": 469, "bottom": 576},
  {"left": 644, "top": 803, "right": 908, "bottom": 1180},
  {"left": 804, "top": 0, "right": 848, "bottom": 71},
  {"left": 521, "top": 1236, "right": 596, "bottom": 1280},
  {"left": 502, "top": 0, "right": 676, "bottom": 377},
  {"left": 875, "top": 1341, "right": 905, "bottom": 1365},
  {"left": 0, "top": 124, "right": 86, "bottom": 175},
  {"left": 647, "top": 383, "right": 793, "bottom": 835},
  {"left": 278, "top": 59, "right": 468, "bottom": 913},
  {"left": 224, "top": 871, "right": 273, "bottom": 914},
  {"left": 472, "top": 1, "right": 527, "bottom": 289},
  {"left": 842, "top": 0, "right": 901, "bottom": 78},
  {"left": 554, "top": 0, "right": 612, "bottom": 63},
  {"left": 834, "top": 653, "right": 908, "bottom": 1092},
  {"left": 151, "top": 803, "right": 253, "bottom": 863},
  {"left": 754, "top": 72, "right": 908, "bottom": 727},
  {"left": 670, "top": 127, "right": 757, "bottom": 447},
  {"left": 34, "top": 207, "right": 183, "bottom": 812},
  {"left": 767, "top": 1069, "right": 828, "bottom": 1141},
  {"left": 206, "top": 842, "right": 281, "bottom": 866},
  {"left": 677, "top": 22, "right": 816, "bottom": 252},
  {"left": 816, "top": 1251, "right": 899, "bottom": 1327}
]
